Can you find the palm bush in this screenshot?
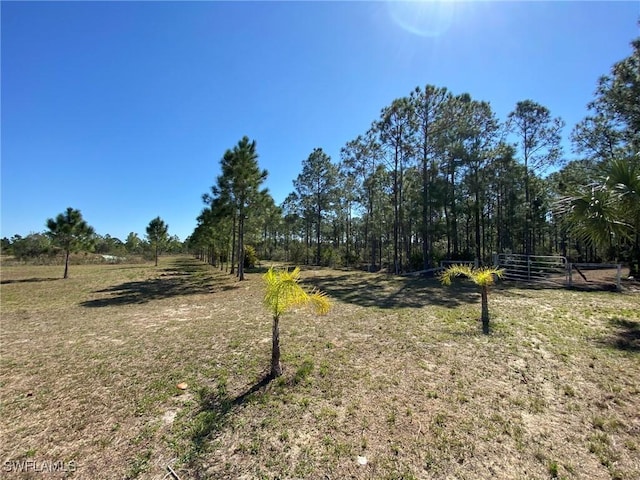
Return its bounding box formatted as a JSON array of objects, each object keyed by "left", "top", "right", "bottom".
[
  {"left": 263, "top": 267, "right": 331, "bottom": 377},
  {"left": 556, "top": 156, "right": 640, "bottom": 274},
  {"left": 439, "top": 264, "right": 504, "bottom": 334}
]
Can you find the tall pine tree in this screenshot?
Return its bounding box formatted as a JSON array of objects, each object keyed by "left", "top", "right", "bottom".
[
  {"left": 293, "top": 148, "right": 339, "bottom": 265},
  {"left": 214, "top": 137, "right": 269, "bottom": 280},
  {"left": 146, "top": 217, "right": 169, "bottom": 267},
  {"left": 46, "top": 207, "right": 95, "bottom": 279}
]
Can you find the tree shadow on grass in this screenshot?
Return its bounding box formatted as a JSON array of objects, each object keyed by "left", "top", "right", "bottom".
[
  {"left": 80, "top": 258, "right": 236, "bottom": 307},
  {"left": 160, "top": 257, "right": 215, "bottom": 275},
  {"left": 186, "top": 374, "right": 274, "bottom": 478},
  {"left": 0, "top": 277, "right": 59, "bottom": 285},
  {"left": 302, "top": 272, "right": 479, "bottom": 309},
  {"left": 244, "top": 265, "right": 271, "bottom": 275},
  {"left": 601, "top": 318, "right": 640, "bottom": 352}
]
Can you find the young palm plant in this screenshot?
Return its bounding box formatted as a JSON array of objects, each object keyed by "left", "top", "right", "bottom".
[
  {"left": 263, "top": 267, "right": 331, "bottom": 378},
  {"left": 439, "top": 265, "right": 504, "bottom": 334}
]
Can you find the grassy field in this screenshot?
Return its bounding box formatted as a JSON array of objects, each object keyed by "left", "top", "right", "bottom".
[{"left": 1, "top": 256, "right": 639, "bottom": 480}]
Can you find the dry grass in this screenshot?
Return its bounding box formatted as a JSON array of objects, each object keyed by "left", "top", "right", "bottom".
[{"left": 1, "top": 256, "right": 639, "bottom": 479}]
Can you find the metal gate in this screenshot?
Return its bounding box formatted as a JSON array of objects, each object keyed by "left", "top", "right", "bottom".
[{"left": 494, "top": 254, "right": 568, "bottom": 284}]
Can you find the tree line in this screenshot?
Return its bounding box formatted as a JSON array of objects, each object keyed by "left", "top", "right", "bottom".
[
  {"left": 189, "top": 34, "right": 639, "bottom": 277},
  {"left": 1, "top": 211, "right": 183, "bottom": 277}
]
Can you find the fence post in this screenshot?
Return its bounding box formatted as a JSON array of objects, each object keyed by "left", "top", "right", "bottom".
[
  {"left": 527, "top": 256, "right": 531, "bottom": 281},
  {"left": 568, "top": 262, "right": 572, "bottom": 287}
]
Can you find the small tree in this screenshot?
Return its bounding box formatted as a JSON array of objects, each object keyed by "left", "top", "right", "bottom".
[
  {"left": 46, "top": 207, "right": 95, "bottom": 279},
  {"left": 244, "top": 244, "right": 258, "bottom": 269},
  {"left": 125, "top": 232, "right": 142, "bottom": 254},
  {"left": 146, "top": 217, "right": 169, "bottom": 266},
  {"left": 263, "top": 267, "right": 331, "bottom": 378},
  {"left": 439, "top": 264, "right": 504, "bottom": 334}
]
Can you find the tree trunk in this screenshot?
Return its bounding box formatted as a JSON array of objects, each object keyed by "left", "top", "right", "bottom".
[
  {"left": 238, "top": 215, "right": 245, "bottom": 281},
  {"left": 345, "top": 203, "right": 351, "bottom": 266},
  {"left": 155, "top": 243, "right": 159, "bottom": 267},
  {"left": 270, "top": 315, "right": 282, "bottom": 378},
  {"left": 63, "top": 248, "right": 70, "bottom": 279},
  {"left": 230, "top": 214, "right": 236, "bottom": 275},
  {"left": 481, "top": 287, "right": 490, "bottom": 334},
  {"left": 448, "top": 157, "right": 459, "bottom": 257},
  {"left": 496, "top": 183, "right": 503, "bottom": 253},
  {"left": 316, "top": 203, "right": 322, "bottom": 266},
  {"left": 305, "top": 218, "right": 310, "bottom": 265},
  {"left": 421, "top": 133, "right": 430, "bottom": 270},
  {"left": 399, "top": 158, "right": 405, "bottom": 273},
  {"left": 474, "top": 170, "right": 481, "bottom": 263},
  {"left": 393, "top": 146, "right": 400, "bottom": 274},
  {"left": 524, "top": 155, "right": 531, "bottom": 256}
]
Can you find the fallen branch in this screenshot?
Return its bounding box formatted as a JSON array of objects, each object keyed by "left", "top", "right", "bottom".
[{"left": 166, "top": 465, "right": 182, "bottom": 480}]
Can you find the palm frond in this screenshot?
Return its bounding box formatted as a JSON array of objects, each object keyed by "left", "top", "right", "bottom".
[
  {"left": 439, "top": 264, "right": 504, "bottom": 288},
  {"left": 308, "top": 290, "right": 331, "bottom": 315},
  {"left": 438, "top": 264, "right": 474, "bottom": 286},
  {"left": 562, "top": 184, "right": 630, "bottom": 247},
  {"left": 606, "top": 158, "right": 640, "bottom": 198},
  {"left": 263, "top": 267, "right": 331, "bottom": 318}
]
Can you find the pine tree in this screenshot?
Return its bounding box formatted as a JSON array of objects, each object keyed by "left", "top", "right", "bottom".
[
  {"left": 507, "top": 100, "right": 564, "bottom": 255},
  {"left": 410, "top": 85, "right": 450, "bottom": 269},
  {"left": 46, "top": 207, "right": 95, "bottom": 279},
  {"left": 146, "top": 217, "right": 169, "bottom": 266},
  {"left": 376, "top": 97, "right": 415, "bottom": 273},
  {"left": 293, "top": 148, "right": 339, "bottom": 265},
  {"left": 213, "top": 137, "right": 268, "bottom": 280}
]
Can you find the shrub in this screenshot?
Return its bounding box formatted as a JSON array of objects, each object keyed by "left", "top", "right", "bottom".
[{"left": 244, "top": 245, "right": 258, "bottom": 268}]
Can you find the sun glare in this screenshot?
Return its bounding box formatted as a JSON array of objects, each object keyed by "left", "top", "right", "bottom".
[{"left": 387, "top": 0, "right": 459, "bottom": 38}]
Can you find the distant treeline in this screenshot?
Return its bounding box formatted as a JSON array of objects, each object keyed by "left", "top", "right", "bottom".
[
  {"left": 189, "top": 35, "right": 639, "bottom": 276},
  {"left": 1, "top": 232, "right": 186, "bottom": 263}
]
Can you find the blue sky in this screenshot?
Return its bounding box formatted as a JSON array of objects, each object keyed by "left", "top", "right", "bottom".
[{"left": 1, "top": 1, "right": 638, "bottom": 242}]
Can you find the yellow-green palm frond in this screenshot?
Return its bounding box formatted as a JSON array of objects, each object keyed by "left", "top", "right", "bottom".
[
  {"left": 438, "top": 264, "right": 474, "bottom": 286},
  {"left": 307, "top": 289, "right": 331, "bottom": 315},
  {"left": 263, "top": 267, "right": 331, "bottom": 318},
  {"left": 473, "top": 267, "right": 504, "bottom": 287},
  {"left": 439, "top": 264, "right": 504, "bottom": 287}
]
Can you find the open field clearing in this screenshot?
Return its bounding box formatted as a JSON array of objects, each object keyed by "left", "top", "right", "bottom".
[{"left": 1, "top": 256, "right": 639, "bottom": 479}]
